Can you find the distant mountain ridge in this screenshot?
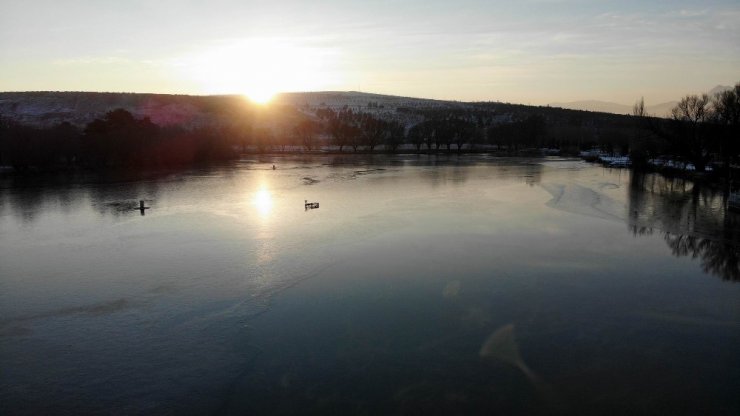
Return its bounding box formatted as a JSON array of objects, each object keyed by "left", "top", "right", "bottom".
[
  {"left": 549, "top": 85, "right": 732, "bottom": 117},
  {"left": 547, "top": 100, "right": 677, "bottom": 117},
  {"left": 708, "top": 85, "right": 732, "bottom": 96}
]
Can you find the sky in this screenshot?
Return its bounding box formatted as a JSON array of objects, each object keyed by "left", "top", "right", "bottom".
[{"left": 1, "top": 0, "right": 739, "bottom": 105}]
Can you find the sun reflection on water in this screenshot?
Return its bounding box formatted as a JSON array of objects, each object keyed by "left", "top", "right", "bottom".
[{"left": 253, "top": 188, "right": 273, "bottom": 217}]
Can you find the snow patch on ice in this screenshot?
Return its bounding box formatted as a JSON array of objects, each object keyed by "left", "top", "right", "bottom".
[{"left": 540, "top": 182, "right": 626, "bottom": 222}]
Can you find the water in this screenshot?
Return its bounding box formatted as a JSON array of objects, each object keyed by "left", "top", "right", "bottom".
[{"left": 1, "top": 155, "right": 738, "bottom": 415}]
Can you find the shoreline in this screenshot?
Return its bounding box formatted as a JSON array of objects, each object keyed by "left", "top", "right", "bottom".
[{"left": 1, "top": 150, "right": 733, "bottom": 189}]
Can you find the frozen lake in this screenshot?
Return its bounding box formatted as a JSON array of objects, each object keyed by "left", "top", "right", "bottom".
[{"left": 1, "top": 155, "right": 739, "bottom": 415}]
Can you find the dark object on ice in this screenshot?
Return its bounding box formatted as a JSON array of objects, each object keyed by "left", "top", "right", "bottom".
[
  {"left": 304, "top": 200, "right": 319, "bottom": 210},
  {"left": 139, "top": 200, "right": 150, "bottom": 215},
  {"left": 272, "top": 165, "right": 276, "bottom": 170},
  {"left": 102, "top": 200, "right": 151, "bottom": 214}
]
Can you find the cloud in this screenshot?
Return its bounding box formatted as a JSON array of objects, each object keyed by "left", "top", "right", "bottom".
[{"left": 53, "top": 56, "right": 132, "bottom": 66}]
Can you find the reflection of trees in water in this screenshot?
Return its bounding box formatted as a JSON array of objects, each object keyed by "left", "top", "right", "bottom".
[
  {"left": 1, "top": 174, "right": 82, "bottom": 223},
  {"left": 522, "top": 162, "right": 543, "bottom": 186},
  {"left": 663, "top": 233, "right": 740, "bottom": 282},
  {"left": 0, "top": 170, "right": 171, "bottom": 224},
  {"left": 628, "top": 172, "right": 740, "bottom": 282}
]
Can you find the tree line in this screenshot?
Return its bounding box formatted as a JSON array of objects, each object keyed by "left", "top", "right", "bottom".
[
  {"left": 0, "top": 109, "right": 236, "bottom": 171},
  {"left": 631, "top": 82, "right": 740, "bottom": 172},
  {"left": 1, "top": 82, "right": 738, "bottom": 173}
]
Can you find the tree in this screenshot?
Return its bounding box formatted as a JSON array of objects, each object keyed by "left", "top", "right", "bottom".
[
  {"left": 407, "top": 121, "right": 437, "bottom": 152},
  {"left": 713, "top": 83, "right": 740, "bottom": 126},
  {"left": 432, "top": 119, "right": 444, "bottom": 150},
  {"left": 385, "top": 121, "right": 405, "bottom": 152},
  {"left": 485, "top": 125, "right": 498, "bottom": 149},
  {"left": 408, "top": 123, "right": 426, "bottom": 151},
  {"left": 452, "top": 119, "right": 475, "bottom": 151},
  {"left": 633, "top": 97, "right": 646, "bottom": 118},
  {"left": 669, "top": 94, "right": 712, "bottom": 171},
  {"left": 712, "top": 83, "right": 740, "bottom": 167},
  {"left": 630, "top": 97, "right": 652, "bottom": 166},
  {"left": 230, "top": 118, "right": 253, "bottom": 152},
  {"left": 424, "top": 121, "right": 437, "bottom": 150},
  {"left": 0, "top": 116, "right": 8, "bottom": 165},
  {"left": 294, "top": 119, "right": 319, "bottom": 151},
  {"left": 252, "top": 126, "right": 273, "bottom": 153},
  {"left": 327, "top": 109, "right": 357, "bottom": 152},
  {"left": 520, "top": 114, "right": 546, "bottom": 149},
  {"left": 359, "top": 114, "right": 386, "bottom": 151},
  {"left": 83, "top": 109, "right": 154, "bottom": 166},
  {"left": 348, "top": 122, "right": 363, "bottom": 152},
  {"left": 470, "top": 126, "right": 486, "bottom": 150},
  {"left": 1, "top": 120, "right": 40, "bottom": 170},
  {"left": 50, "top": 122, "right": 81, "bottom": 166}
]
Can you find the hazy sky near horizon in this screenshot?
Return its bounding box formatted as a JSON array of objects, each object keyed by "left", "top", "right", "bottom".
[{"left": 1, "top": 0, "right": 739, "bottom": 105}]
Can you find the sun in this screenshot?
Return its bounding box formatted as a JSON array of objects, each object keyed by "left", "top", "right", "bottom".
[
  {"left": 182, "top": 38, "right": 336, "bottom": 103},
  {"left": 246, "top": 89, "right": 275, "bottom": 105}
]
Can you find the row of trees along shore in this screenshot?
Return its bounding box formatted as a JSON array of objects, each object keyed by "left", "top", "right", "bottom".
[
  {"left": 0, "top": 82, "right": 738, "bottom": 174},
  {"left": 0, "top": 109, "right": 234, "bottom": 171},
  {"left": 631, "top": 83, "right": 740, "bottom": 172}
]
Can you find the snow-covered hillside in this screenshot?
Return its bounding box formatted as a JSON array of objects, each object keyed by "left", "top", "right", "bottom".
[
  {"left": 0, "top": 92, "right": 243, "bottom": 128},
  {"left": 0, "top": 91, "right": 470, "bottom": 129}
]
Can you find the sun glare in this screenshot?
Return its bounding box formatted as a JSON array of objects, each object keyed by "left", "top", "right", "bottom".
[
  {"left": 183, "top": 39, "right": 336, "bottom": 103},
  {"left": 247, "top": 89, "right": 276, "bottom": 105},
  {"left": 253, "top": 188, "right": 273, "bottom": 217}
]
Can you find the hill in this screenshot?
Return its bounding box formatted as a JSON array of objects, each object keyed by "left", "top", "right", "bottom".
[
  {"left": 548, "top": 99, "right": 677, "bottom": 117},
  {"left": 0, "top": 91, "right": 466, "bottom": 128},
  {"left": 548, "top": 85, "right": 733, "bottom": 117}
]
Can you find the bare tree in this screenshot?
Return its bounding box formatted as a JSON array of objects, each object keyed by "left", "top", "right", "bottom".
[
  {"left": 385, "top": 121, "right": 405, "bottom": 152},
  {"left": 711, "top": 83, "right": 740, "bottom": 169},
  {"left": 712, "top": 83, "right": 740, "bottom": 126},
  {"left": 452, "top": 119, "right": 475, "bottom": 151},
  {"left": 253, "top": 126, "right": 273, "bottom": 153},
  {"left": 294, "top": 119, "right": 318, "bottom": 151},
  {"left": 408, "top": 123, "right": 425, "bottom": 151},
  {"left": 670, "top": 94, "right": 711, "bottom": 171},
  {"left": 672, "top": 94, "right": 711, "bottom": 124},
  {"left": 229, "top": 117, "right": 253, "bottom": 153},
  {"left": 359, "top": 114, "right": 386, "bottom": 151},
  {"left": 632, "top": 97, "right": 646, "bottom": 118},
  {"left": 327, "top": 110, "right": 357, "bottom": 152}
]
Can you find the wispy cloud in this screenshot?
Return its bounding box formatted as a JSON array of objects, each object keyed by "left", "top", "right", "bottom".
[{"left": 53, "top": 56, "right": 132, "bottom": 66}]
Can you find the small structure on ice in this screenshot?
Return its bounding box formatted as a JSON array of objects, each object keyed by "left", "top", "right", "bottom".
[{"left": 305, "top": 200, "right": 320, "bottom": 210}]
